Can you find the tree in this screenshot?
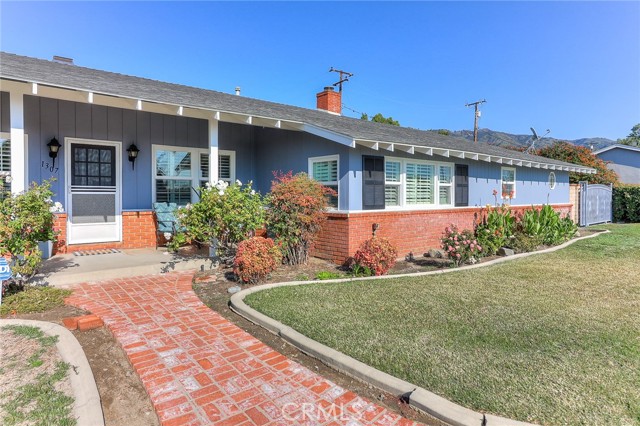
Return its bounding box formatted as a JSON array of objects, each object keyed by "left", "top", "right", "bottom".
[
  {"left": 618, "top": 123, "right": 640, "bottom": 147},
  {"left": 535, "top": 141, "right": 619, "bottom": 185},
  {"left": 360, "top": 112, "right": 400, "bottom": 126}
]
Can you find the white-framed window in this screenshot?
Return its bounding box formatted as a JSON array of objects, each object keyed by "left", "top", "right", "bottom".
[
  {"left": 548, "top": 172, "right": 556, "bottom": 190},
  {"left": 309, "top": 154, "right": 339, "bottom": 209},
  {"left": 217, "top": 150, "right": 236, "bottom": 184},
  {"left": 501, "top": 167, "right": 516, "bottom": 199},
  {"left": 384, "top": 160, "right": 401, "bottom": 206},
  {"left": 152, "top": 145, "right": 236, "bottom": 206},
  {"left": 383, "top": 157, "right": 454, "bottom": 208}
]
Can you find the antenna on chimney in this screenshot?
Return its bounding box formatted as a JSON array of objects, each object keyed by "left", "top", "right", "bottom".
[{"left": 329, "top": 67, "right": 353, "bottom": 93}]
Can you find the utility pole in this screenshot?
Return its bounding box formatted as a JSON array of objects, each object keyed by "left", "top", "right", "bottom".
[
  {"left": 329, "top": 67, "right": 354, "bottom": 92},
  {"left": 465, "top": 99, "right": 486, "bottom": 143}
]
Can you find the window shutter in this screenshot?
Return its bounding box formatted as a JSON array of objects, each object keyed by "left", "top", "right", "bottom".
[
  {"left": 362, "top": 156, "right": 385, "bottom": 210},
  {"left": 218, "top": 155, "right": 231, "bottom": 180},
  {"left": 200, "top": 153, "right": 209, "bottom": 179},
  {"left": 455, "top": 164, "right": 468, "bottom": 207}
]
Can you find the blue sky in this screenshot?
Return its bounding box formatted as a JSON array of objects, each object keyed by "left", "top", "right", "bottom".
[{"left": 1, "top": 1, "right": 638, "bottom": 140}]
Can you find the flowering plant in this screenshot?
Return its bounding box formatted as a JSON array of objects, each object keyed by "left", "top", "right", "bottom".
[
  {"left": 441, "top": 224, "right": 482, "bottom": 267},
  {"left": 353, "top": 237, "right": 397, "bottom": 276},
  {"left": 0, "top": 179, "right": 58, "bottom": 280},
  {"left": 173, "top": 180, "right": 264, "bottom": 256}
]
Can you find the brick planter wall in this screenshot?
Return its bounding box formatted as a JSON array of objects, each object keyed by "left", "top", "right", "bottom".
[
  {"left": 53, "top": 211, "right": 158, "bottom": 254},
  {"left": 314, "top": 204, "right": 573, "bottom": 264}
]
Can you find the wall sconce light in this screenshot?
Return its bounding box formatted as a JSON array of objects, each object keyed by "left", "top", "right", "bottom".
[
  {"left": 372, "top": 223, "right": 380, "bottom": 237},
  {"left": 47, "top": 137, "right": 61, "bottom": 169},
  {"left": 127, "top": 143, "right": 140, "bottom": 170}
]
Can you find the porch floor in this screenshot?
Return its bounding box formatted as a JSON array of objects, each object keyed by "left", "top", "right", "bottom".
[{"left": 35, "top": 248, "right": 216, "bottom": 288}]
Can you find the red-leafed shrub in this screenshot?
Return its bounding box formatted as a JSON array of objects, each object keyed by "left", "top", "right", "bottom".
[
  {"left": 233, "top": 237, "right": 282, "bottom": 284},
  {"left": 353, "top": 237, "right": 398, "bottom": 276},
  {"left": 266, "top": 171, "right": 336, "bottom": 265},
  {"left": 536, "top": 142, "right": 619, "bottom": 185}
]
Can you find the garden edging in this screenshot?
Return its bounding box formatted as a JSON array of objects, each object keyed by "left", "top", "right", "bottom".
[
  {"left": 0, "top": 319, "right": 105, "bottom": 426},
  {"left": 229, "top": 230, "right": 609, "bottom": 426}
]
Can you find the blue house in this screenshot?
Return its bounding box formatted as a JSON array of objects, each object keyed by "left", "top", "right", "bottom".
[
  {"left": 0, "top": 52, "right": 595, "bottom": 261},
  {"left": 593, "top": 144, "right": 640, "bottom": 184}
]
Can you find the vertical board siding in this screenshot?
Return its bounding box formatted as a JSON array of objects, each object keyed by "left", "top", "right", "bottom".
[
  {"left": 0, "top": 92, "right": 10, "bottom": 133},
  {"left": 24, "top": 95, "right": 208, "bottom": 210}
]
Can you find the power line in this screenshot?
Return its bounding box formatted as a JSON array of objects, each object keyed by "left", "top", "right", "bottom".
[{"left": 465, "top": 99, "right": 486, "bottom": 143}]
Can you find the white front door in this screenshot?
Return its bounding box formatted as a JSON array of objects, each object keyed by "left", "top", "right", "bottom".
[{"left": 66, "top": 139, "right": 121, "bottom": 244}]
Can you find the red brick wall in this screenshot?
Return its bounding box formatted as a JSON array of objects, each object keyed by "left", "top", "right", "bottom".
[
  {"left": 316, "top": 88, "right": 341, "bottom": 115},
  {"left": 314, "top": 204, "right": 573, "bottom": 264},
  {"left": 53, "top": 211, "right": 158, "bottom": 254}
]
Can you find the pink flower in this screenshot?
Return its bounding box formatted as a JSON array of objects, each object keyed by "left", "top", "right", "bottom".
[
  {"left": 454, "top": 236, "right": 458, "bottom": 241},
  {"left": 456, "top": 253, "right": 461, "bottom": 258},
  {"left": 470, "top": 243, "right": 475, "bottom": 249},
  {"left": 478, "top": 246, "right": 482, "bottom": 251},
  {"left": 448, "top": 245, "right": 453, "bottom": 251}
]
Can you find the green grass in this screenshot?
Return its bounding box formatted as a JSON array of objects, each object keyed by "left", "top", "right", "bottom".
[
  {"left": 246, "top": 224, "right": 640, "bottom": 425},
  {"left": 0, "top": 287, "right": 72, "bottom": 316},
  {"left": 1, "top": 326, "right": 75, "bottom": 426}
]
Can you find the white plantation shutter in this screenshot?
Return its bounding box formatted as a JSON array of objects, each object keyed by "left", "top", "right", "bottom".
[
  {"left": 0, "top": 139, "right": 10, "bottom": 195},
  {"left": 385, "top": 160, "right": 401, "bottom": 206},
  {"left": 200, "top": 153, "right": 209, "bottom": 179},
  {"left": 219, "top": 154, "right": 231, "bottom": 181},
  {"left": 406, "top": 163, "right": 434, "bottom": 204},
  {"left": 312, "top": 160, "right": 338, "bottom": 183}
]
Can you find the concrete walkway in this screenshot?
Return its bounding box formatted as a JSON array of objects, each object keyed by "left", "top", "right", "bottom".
[{"left": 65, "top": 272, "right": 420, "bottom": 426}]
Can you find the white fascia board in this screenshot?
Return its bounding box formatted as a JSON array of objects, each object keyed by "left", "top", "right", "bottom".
[
  {"left": 504, "top": 158, "right": 513, "bottom": 165},
  {"left": 451, "top": 150, "right": 465, "bottom": 158},
  {"left": 515, "top": 160, "right": 523, "bottom": 166},
  {"left": 480, "top": 154, "right": 491, "bottom": 162},
  {"left": 356, "top": 140, "right": 379, "bottom": 150},
  {"left": 464, "top": 152, "right": 479, "bottom": 160},
  {"left": 302, "top": 124, "right": 355, "bottom": 147},
  {"left": 492, "top": 156, "right": 503, "bottom": 164},
  {"left": 524, "top": 161, "right": 532, "bottom": 167},
  {"left": 532, "top": 162, "right": 540, "bottom": 168}
]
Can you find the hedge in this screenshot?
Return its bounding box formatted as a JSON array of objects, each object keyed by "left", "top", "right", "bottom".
[{"left": 613, "top": 185, "right": 640, "bottom": 223}]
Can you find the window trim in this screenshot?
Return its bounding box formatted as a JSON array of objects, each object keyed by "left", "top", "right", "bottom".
[
  {"left": 383, "top": 156, "right": 455, "bottom": 210},
  {"left": 548, "top": 171, "right": 556, "bottom": 190},
  {"left": 152, "top": 144, "right": 236, "bottom": 204},
  {"left": 308, "top": 154, "right": 340, "bottom": 210},
  {"left": 500, "top": 166, "right": 517, "bottom": 199}
]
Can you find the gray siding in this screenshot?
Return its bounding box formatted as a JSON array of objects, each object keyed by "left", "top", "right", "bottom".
[
  {"left": 596, "top": 148, "right": 640, "bottom": 184},
  {"left": 0, "top": 91, "right": 9, "bottom": 133},
  {"left": 24, "top": 95, "right": 208, "bottom": 209}
]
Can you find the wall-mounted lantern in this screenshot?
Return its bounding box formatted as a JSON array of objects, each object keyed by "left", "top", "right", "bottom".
[
  {"left": 127, "top": 143, "right": 140, "bottom": 170},
  {"left": 47, "top": 137, "right": 61, "bottom": 170}
]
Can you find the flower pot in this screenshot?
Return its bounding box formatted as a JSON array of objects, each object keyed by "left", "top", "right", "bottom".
[{"left": 38, "top": 241, "right": 54, "bottom": 259}]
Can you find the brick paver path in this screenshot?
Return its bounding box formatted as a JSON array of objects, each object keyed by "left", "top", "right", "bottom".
[{"left": 66, "top": 272, "right": 421, "bottom": 426}]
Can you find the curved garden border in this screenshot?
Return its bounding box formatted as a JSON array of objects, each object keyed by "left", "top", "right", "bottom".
[
  {"left": 0, "top": 319, "right": 105, "bottom": 426},
  {"left": 230, "top": 230, "right": 608, "bottom": 426}
]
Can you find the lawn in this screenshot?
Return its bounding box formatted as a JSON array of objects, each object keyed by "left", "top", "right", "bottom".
[{"left": 245, "top": 224, "right": 640, "bottom": 425}]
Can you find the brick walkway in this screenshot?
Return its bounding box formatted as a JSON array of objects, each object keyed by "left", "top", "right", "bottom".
[{"left": 66, "top": 272, "right": 421, "bottom": 426}]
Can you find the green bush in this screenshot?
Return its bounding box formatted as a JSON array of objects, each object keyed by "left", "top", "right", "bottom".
[
  {"left": 0, "top": 179, "right": 59, "bottom": 281},
  {"left": 518, "top": 204, "right": 577, "bottom": 246},
  {"left": 233, "top": 237, "right": 282, "bottom": 284},
  {"left": 266, "top": 172, "right": 335, "bottom": 265},
  {"left": 315, "top": 271, "right": 343, "bottom": 280},
  {"left": 353, "top": 237, "right": 398, "bottom": 276},
  {"left": 0, "top": 287, "right": 72, "bottom": 315},
  {"left": 613, "top": 185, "right": 640, "bottom": 222},
  {"left": 475, "top": 205, "right": 516, "bottom": 256},
  {"left": 173, "top": 180, "right": 264, "bottom": 257}
]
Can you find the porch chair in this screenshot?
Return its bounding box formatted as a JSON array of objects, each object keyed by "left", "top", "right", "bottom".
[{"left": 152, "top": 202, "right": 180, "bottom": 249}]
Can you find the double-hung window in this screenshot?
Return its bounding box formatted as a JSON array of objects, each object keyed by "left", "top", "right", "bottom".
[
  {"left": 381, "top": 157, "right": 454, "bottom": 209},
  {"left": 501, "top": 167, "right": 516, "bottom": 199},
  {"left": 153, "top": 145, "right": 236, "bottom": 206},
  {"left": 309, "top": 155, "right": 339, "bottom": 209}
]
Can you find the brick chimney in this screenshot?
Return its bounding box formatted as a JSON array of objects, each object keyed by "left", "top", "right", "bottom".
[{"left": 316, "top": 86, "right": 341, "bottom": 115}]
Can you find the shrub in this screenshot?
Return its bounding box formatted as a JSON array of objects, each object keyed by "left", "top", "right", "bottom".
[
  {"left": 173, "top": 180, "right": 264, "bottom": 257},
  {"left": 613, "top": 185, "right": 640, "bottom": 222},
  {"left": 233, "top": 237, "right": 282, "bottom": 284},
  {"left": 475, "top": 205, "right": 516, "bottom": 255},
  {"left": 315, "top": 271, "right": 343, "bottom": 280},
  {"left": 0, "top": 179, "right": 58, "bottom": 281},
  {"left": 353, "top": 237, "right": 398, "bottom": 276},
  {"left": 536, "top": 141, "right": 619, "bottom": 185},
  {"left": 518, "top": 205, "right": 577, "bottom": 246},
  {"left": 509, "top": 233, "right": 542, "bottom": 254},
  {"left": 266, "top": 172, "right": 336, "bottom": 265},
  {"left": 441, "top": 225, "right": 483, "bottom": 267},
  {"left": 0, "top": 287, "right": 72, "bottom": 315}
]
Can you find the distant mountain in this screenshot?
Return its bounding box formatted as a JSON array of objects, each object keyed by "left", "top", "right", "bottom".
[{"left": 449, "top": 129, "right": 615, "bottom": 151}]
